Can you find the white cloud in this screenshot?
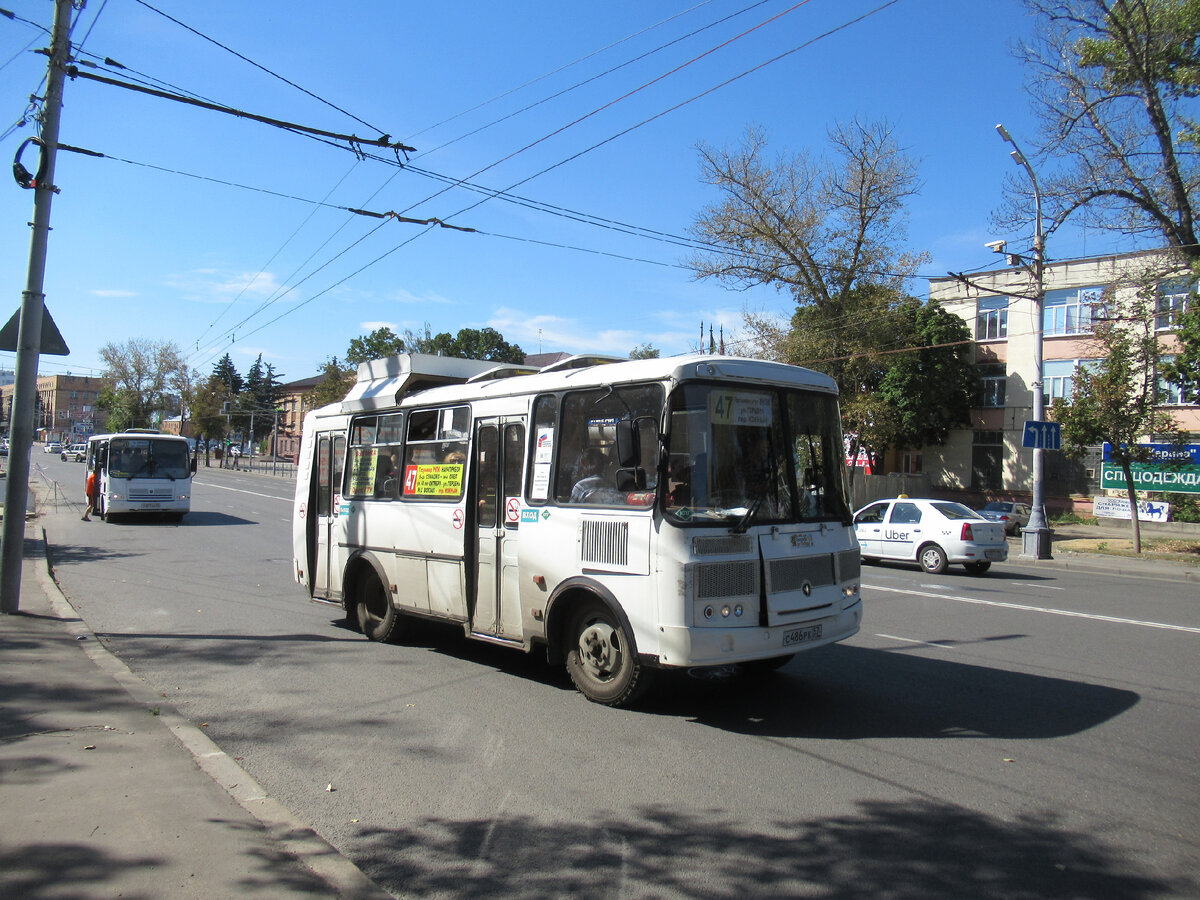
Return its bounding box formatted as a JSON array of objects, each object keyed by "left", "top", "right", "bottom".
[
  {"left": 359, "top": 321, "right": 400, "bottom": 332},
  {"left": 165, "top": 269, "right": 282, "bottom": 304},
  {"left": 386, "top": 287, "right": 453, "bottom": 305},
  {"left": 91, "top": 288, "right": 136, "bottom": 298}
]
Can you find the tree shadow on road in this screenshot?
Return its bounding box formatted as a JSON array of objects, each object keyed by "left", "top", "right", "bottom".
[{"left": 348, "top": 799, "right": 1190, "bottom": 900}]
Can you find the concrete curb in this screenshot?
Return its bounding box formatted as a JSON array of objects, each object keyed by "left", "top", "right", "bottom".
[{"left": 34, "top": 525, "right": 394, "bottom": 900}]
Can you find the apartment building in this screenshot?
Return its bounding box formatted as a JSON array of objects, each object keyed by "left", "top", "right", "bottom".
[
  {"left": 0, "top": 373, "right": 108, "bottom": 442},
  {"left": 923, "top": 249, "right": 1199, "bottom": 507}
]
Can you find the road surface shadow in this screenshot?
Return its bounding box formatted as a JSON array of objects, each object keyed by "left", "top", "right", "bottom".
[{"left": 348, "top": 799, "right": 1190, "bottom": 900}]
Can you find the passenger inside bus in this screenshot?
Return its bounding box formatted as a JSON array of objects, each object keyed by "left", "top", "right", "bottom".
[{"left": 570, "top": 447, "right": 622, "bottom": 504}]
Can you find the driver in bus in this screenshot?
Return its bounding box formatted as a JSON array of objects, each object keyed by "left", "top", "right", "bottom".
[{"left": 570, "top": 447, "right": 622, "bottom": 504}]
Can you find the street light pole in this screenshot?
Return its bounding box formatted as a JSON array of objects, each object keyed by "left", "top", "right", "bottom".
[{"left": 996, "top": 123, "right": 1051, "bottom": 559}]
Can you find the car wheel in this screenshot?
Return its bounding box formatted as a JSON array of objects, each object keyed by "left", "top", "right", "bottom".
[
  {"left": 918, "top": 543, "right": 948, "bottom": 574},
  {"left": 964, "top": 561, "right": 991, "bottom": 576}
]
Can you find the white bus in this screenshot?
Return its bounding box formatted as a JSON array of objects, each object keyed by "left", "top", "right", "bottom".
[
  {"left": 86, "top": 429, "right": 196, "bottom": 522},
  {"left": 292, "top": 353, "right": 862, "bottom": 706}
]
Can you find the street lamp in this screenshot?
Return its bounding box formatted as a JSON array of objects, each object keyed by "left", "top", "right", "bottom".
[{"left": 996, "top": 123, "right": 1051, "bottom": 559}]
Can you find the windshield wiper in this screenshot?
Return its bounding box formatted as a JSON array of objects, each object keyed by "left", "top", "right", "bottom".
[{"left": 731, "top": 493, "right": 764, "bottom": 534}]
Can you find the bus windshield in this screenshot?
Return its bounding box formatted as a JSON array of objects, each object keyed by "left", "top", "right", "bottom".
[
  {"left": 107, "top": 437, "right": 190, "bottom": 480},
  {"left": 664, "top": 384, "right": 852, "bottom": 526}
]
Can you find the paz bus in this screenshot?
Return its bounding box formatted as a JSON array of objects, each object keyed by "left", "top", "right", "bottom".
[
  {"left": 292, "top": 352, "right": 862, "bottom": 706},
  {"left": 85, "top": 429, "right": 195, "bottom": 522}
]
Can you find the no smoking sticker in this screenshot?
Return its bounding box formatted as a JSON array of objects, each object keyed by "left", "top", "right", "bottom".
[{"left": 452, "top": 509, "right": 464, "bottom": 529}]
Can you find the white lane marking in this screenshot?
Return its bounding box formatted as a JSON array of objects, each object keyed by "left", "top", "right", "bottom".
[
  {"left": 1009, "top": 582, "right": 1065, "bottom": 590},
  {"left": 195, "top": 482, "right": 291, "bottom": 502},
  {"left": 875, "top": 633, "right": 954, "bottom": 649},
  {"left": 865, "top": 583, "right": 1200, "bottom": 635}
]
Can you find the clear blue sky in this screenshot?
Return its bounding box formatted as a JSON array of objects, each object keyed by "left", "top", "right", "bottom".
[{"left": 0, "top": 0, "right": 1139, "bottom": 383}]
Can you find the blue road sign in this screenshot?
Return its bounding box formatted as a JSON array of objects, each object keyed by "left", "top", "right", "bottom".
[{"left": 1023, "top": 420, "right": 1061, "bottom": 450}]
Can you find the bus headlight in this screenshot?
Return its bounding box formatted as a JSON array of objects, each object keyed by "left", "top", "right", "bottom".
[{"left": 843, "top": 583, "right": 859, "bottom": 599}]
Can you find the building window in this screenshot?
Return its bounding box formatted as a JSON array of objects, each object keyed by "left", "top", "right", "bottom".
[
  {"left": 1044, "top": 286, "right": 1106, "bottom": 336},
  {"left": 1156, "top": 278, "right": 1193, "bottom": 331},
  {"left": 1160, "top": 356, "right": 1196, "bottom": 405},
  {"left": 976, "top": 296, "right": 1008, "bottom": 340},
  {"left": 1043, "top": 359, "right": 1080, "bottom": 407},
  {"left": 977, "top": 364, "right": 1006, "bottom": 407},
  {"left": 971, "top": 430, "right": 1003, "bottom": 491},
  {"left": 901, "top": 451, "right": 922, "bottom": 474}
]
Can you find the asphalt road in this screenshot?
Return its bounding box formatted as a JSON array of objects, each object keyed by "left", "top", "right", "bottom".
[{"left": 31, "top": 453, "right": 1200, "bottom": 898}]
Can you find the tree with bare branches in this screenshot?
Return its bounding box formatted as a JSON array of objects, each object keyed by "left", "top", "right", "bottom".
[{"left": 1001, "top": 0, "right": 1200, "bottom": 259}]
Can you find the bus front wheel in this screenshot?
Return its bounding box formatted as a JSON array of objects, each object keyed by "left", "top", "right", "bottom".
[
  {"left": 356, "top": 568, "right": 403, "bottom": 643},
  {"left": 565, "top": 601, "right": 651, "bottom": 707}
]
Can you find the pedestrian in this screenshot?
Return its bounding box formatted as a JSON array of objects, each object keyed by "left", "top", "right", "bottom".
[{"left": 81, "top": 465, "right": 98, "bottom": 521}]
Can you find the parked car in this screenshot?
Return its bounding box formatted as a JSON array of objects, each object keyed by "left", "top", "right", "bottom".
[
  {"left": 978, "top": 500, "right": 1032, "bottom": 535},
  {"left": 61, "top": 443, "right": 87, "bottom": 462},
  {"left": 44, "top": 441, "right": 63, "bottom": 454},
  {"left": 853, "top": 497, "right": 1009, "bottom": 575}
]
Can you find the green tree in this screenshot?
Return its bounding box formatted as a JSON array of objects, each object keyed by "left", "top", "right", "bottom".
[
  {"left": 97, "top": 338, "right": 185, "bottom": 430},
  {"left": 347, "top": 326, "right": 406, "bottom": 365},
  {"left": 875, "top": 300, "right": 978, "bottom": 454},
  {"left": 427, "top": 327, "right": 525, "bottom": 363},
  {"left": 1007, "top": 0, "right": 1200, "bottom": 260},
  {"left": 1054, "top": 283, "right": 1185, "bottom": 552},
  {"left": 304, "top": 356, "right": 356, "bottom": 411},
  {"left": 1162, "top": 295, "right": 1200, "bottom": 401},
  {"left": 629, "top": 343, "right": 660, "bottom": 359}
]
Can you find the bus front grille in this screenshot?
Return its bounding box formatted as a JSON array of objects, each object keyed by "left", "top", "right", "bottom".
[{"left": 695, "top": 561, "right": 758, "bottom": 599}]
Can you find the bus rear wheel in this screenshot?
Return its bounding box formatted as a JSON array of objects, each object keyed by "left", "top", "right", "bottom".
[
  {"left": 565, "top": 601, "right": 651, "bottom": 707},
  {"left": 356, "top": 568, "right": 403, "bottom": 643}
]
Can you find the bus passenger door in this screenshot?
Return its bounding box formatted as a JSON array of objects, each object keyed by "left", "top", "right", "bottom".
[
  {"left": 310, "top": 434, "right": 344, "bottom": 599},
  {"left": 473, "top": 419, "right": 525, "bottom": 639}
]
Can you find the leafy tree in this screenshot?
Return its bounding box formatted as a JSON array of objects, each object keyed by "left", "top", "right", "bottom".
[
  {"left": 428, "top": 327, "right": 525, "bottom": 363},
  {"left": 304, "top": 356, "right": 356, "bottom": 411},
  {"left": 629, "top": 343, "right": 660, "bottom": 359},
  {"left": 97, "top": 338, "right": 185, "bottom": 430},
  {"left": 1005, "top": 0, "right": 1200, "bottom": 260},
  {"left": 875, "top": 300, "right": 978, "bottom": 453},
  {"left": 191, "top": 375, "right": 229, "bottom": 466},
  {"left": 1162, "top": 294, "right": 1200, "bottom": 401},
  {"left": 347, "top": 326, "right": 406, "bottom": 365},
  {"left": 1053, "top": 282, "right": 1185, "bottom": 552}
]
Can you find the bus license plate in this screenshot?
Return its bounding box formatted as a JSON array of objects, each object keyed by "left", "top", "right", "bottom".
[
  {"left": 783, "top": 623, "right": 823, "bottom": 647},
  {"left": 140, "top": 503, "right": 161, "bottom": 509}
]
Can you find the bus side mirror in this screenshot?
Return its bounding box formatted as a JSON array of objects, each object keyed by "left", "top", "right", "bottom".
[
  {"left": 615, "top": 466, "right": 646, "bottom": 491},
  {"left": 615, "top": 420, "right": 638, "bottom": 468}
]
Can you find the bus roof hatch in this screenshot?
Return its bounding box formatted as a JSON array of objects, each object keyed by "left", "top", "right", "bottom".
[{"left": 341, "top": 353, "right": 500, "bottom": 413}]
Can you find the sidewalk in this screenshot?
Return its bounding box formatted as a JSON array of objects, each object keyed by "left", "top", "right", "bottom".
[{"left": 0, "top": 521, "right": 392, "bottom": 899}]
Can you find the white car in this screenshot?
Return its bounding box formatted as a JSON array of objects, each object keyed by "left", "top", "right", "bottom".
[
  {"left": 853, "top": 498, "right": 1008, "bottom": 575},
  {"left": 44, "top": 441, "right": 63, "bottom": 454}
]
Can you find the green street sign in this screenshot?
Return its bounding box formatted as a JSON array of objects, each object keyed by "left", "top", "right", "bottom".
[{"left": 1100, "top": 461, "right": 1200, "bottom": 495}]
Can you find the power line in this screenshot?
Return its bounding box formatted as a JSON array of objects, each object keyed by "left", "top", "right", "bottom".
[{"left": 131, "top": 0, "right": 388, "bottom": 138}]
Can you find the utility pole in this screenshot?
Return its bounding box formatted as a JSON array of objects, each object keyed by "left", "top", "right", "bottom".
[{"left": 1, "top": 0, "right": 74, "bottom": 614}]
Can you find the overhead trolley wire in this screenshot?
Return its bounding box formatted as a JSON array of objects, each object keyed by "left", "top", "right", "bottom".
[{"left": 131, "top": 0, "right": 388, "bottom": 139}]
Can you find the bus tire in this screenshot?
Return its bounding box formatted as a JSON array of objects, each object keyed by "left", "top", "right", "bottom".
[
  {"left": 565, "top": 600, "right": 651, "bottom": 707},
  {"left": 356, "top": 567, "right": 403, "bottom": 643}
]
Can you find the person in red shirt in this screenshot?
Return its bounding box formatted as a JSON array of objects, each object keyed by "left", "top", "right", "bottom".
[{"left": 82, "top": 467, "right": 98, "bottom": 521}]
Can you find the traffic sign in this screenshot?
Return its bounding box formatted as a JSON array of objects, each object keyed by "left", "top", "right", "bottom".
[{"left": 1022, "top": 420, "right": 1061, "bottom": 450}]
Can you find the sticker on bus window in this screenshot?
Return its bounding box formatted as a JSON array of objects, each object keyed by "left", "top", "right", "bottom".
[
  {"left": 403, "top": 463, "right": 464, "bottom": 497},
  {"left": 347, "top": 448, "right": 379, "bottom": 496},
  {"left": 531, "top": 428, "right": 554, "bottom": 500},
  {"left": 708, "top": 391, "right": 772, "bottom": 427}
]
